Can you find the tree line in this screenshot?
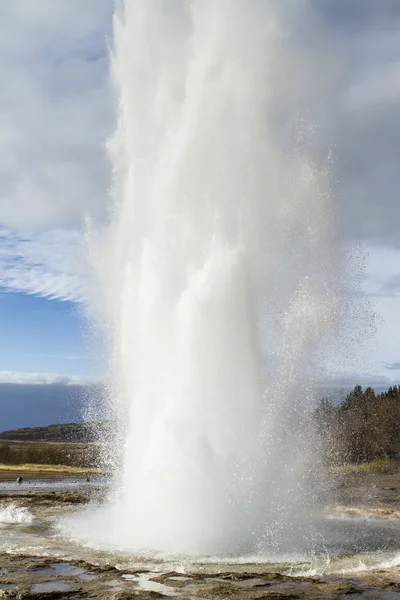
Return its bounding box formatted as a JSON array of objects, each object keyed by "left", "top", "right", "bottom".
[{"left": 314, "top": 384, "right": 400, "bottom": 464}]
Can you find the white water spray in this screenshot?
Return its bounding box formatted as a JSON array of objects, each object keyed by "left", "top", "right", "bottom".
[{"left": 85, "top": 0, "right": 345, "bottom": 556}]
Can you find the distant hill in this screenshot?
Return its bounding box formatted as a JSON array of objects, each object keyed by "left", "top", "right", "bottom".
[{"left": 0, "top": 421, "right": 108, "bottom": 443}]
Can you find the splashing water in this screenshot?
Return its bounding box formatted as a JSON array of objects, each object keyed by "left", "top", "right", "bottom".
[
  {"left": 84, "top": 0, "right": 346, "bottom": 556},
  {"left": 0, "top": 505, "right": 33, "bottom": 525}
]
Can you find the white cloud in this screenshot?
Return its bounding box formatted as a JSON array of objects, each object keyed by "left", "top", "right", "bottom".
[
  {"left": 0, "top": 371, "right": 94, "bottom": 385},
  {"left": 0, "top": 1, "right": 112, "bottom": 301},
  {"left": 0, "top": 227, "right": 89, "bottom": 301},
  {"left": 335, "top": 20, "right": 400, "bottom": 248},
  {"left": 320, "top": 373, "right": 395, "bottom": 390},
  {"left": 383, "top": 362, "right": 400, "bottom": 371},
  {"left": 0, "top": 0, "right": 113, "bottom": 231}
]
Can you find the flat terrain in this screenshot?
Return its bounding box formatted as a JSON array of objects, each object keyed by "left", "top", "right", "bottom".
[
  {"left": 0, "top": 463, "right": 101, "bottom": 481},
  {"left": 329, "top": 459, "right": 400, "bottom": 518},
  {"left": 0, "top": 438, "right": 100, "bottom": 479},
  {"left": 1, "top": 550, "right": 400, "bottom": 599},
  {"left": 0, "top": 463, "right": 400, "bottom": 597},
  {"left": 0, "top": 422, "right": 104, "bottom": 442}
]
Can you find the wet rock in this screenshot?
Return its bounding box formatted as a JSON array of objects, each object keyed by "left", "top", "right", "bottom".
[
  {"left": 111, "top": 593, "right": 168, "bottom": 599},
  {"left": 16, "top": 592, "right": 87, "bottom": 599},
  {"left": 3, "top": 492, "right": 90, "bottom": 507},
  {"left": 315, "top": 581, "right": 359, "bottom": 595},
  {"left": 194, "top": 584, "right": 300, "bottom": 600}
]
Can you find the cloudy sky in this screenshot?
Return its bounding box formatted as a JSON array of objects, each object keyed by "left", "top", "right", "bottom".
[{"left": 0, "top": 0, "right": 399, "bottom": 396}]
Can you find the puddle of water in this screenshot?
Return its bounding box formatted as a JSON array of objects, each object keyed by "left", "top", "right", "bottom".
[
  {"left": 31, "top": 580, "right": 72, "bottom": 593},
  {"left": 122, "top": 572, "right": 179, "bottom": 596},
  {"left": 39, "top": 561, "right": 85, "bottom": 576},
  {"left": 0, "top": 584, "right": 17, "bottom": 590},
  {"left": 0, "top": 478, "right": 107, "bottom": 494}
]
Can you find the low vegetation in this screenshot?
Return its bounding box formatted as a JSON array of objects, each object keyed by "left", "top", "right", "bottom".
[
  {"left": 0, "top": 422, "right": 112, "bottom": 469},
  {"left": 0, "top": 440, "right": 100, "bottom": 468},
  {"left": 333, "top": 457, "right": 393, "bottom": 474},
  {"left": 0, "top": 421, "right": 109, "bottom": 442}
]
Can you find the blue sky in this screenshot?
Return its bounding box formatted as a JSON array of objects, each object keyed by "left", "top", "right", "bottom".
[
  {"left": 0, "top": 293, "right": 88, "bottom": 378},
  {"left": 0, "top": 0, "right": 400, "bottom": 405}
]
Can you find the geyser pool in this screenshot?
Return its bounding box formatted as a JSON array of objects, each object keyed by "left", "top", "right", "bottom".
[{"left": 82, "top": 0, "right": 346, "bottom": 556}]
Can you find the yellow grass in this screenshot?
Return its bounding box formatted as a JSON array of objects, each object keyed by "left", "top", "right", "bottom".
[
  {"left": 0, "top": 463, "right": 103, "bottom": 474},
  {"left": 334, "top": 458, "right": 392, "bottom": 474}
]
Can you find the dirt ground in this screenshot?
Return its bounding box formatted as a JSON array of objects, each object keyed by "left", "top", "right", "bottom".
[
  {"left": 1, "top": 466, "right": 400, "bottom": 598},
  {"left": 328, "top": 463, "right": 400, "bottom": 518}
]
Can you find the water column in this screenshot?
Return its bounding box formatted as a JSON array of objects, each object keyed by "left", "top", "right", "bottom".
[{"left": 90, "top": 0, "right": 343, "bottom": 555}]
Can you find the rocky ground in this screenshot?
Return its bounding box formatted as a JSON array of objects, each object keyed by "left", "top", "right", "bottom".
[
  {"left": 1, "top": 467, "right": 400, "bottom": 599},
  {"left": 1, "top": 548, "right": 400, "bottom": 599}
]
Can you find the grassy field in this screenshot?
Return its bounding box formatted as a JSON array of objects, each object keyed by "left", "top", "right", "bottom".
[
  {"left": 333, "top": 457, "right": 397, "bottom": 475},
  {"left": 0, "top": 439, "right": 100, "bottom": 469},
  {"left": 0, "top": 463, "right": 104, "bottom": 474}
]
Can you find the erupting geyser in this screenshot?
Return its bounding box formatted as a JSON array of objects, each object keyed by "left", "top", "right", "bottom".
[{"left": 84, "top": 0, "right": 345, "bottom": 556}]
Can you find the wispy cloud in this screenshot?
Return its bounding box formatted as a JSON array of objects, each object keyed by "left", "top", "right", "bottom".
[
  {"left": 0, "top": 227, "right": 89, "bottom": 301},
  {"left": 380, "top": 275, "right": 400, "bottom": 298},
  {"left": 0, "top": 371, "right": 95, "bottom": 385},
  {"left": 383, "top": 362, "right": 400, "bottom": 372},
  {"left": 319, "top": 372, "right": 395, "bottom": 389}
]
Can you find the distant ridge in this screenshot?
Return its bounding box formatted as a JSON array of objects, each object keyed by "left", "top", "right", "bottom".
[{"left": 0, "top": 422, "right": 107, "bottom": 443}]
